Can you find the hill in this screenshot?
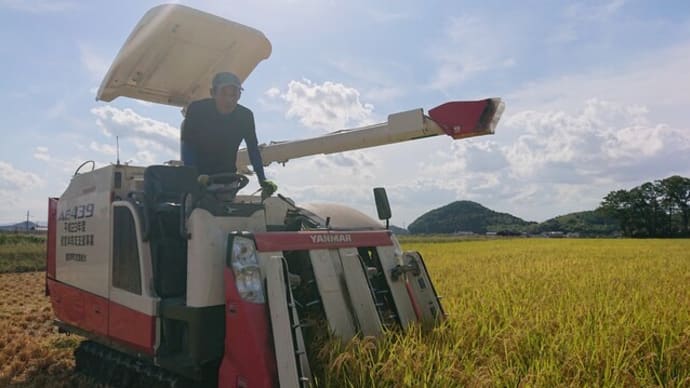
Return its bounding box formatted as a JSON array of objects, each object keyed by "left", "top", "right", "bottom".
[
  {"left": 407, "top": 201, "right": 621, "bottom": 236},
  {"left": 408, "top": 201, "right": 535, "bottom": 234},
  {"left": 389, "top": 225, "right": 409, "bottom": 235},
  {"left": 529, "top": 210, "right": 620, "bottom": 236}
]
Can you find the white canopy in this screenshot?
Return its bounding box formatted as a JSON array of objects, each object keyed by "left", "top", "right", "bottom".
[{"left": 97, "top": 4, "right": 272, "bottom": 107}]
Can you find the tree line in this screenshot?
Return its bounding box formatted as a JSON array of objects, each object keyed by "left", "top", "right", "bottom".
[{"left": 599, "top": 175, "right": 690, "bottom": 237}]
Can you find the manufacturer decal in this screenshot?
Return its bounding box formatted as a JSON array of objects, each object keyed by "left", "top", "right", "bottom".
[{"left": 309, "top": 234, "right": 353, "bottom": 244}]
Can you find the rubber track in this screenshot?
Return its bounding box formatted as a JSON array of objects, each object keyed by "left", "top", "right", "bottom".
[{"left": 74, "top": 341, "right": 194, "bottom": 388}]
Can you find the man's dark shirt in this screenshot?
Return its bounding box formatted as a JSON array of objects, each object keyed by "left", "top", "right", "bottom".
[{"left": 181, "top": 98, "right": 265, "bottom": 179}]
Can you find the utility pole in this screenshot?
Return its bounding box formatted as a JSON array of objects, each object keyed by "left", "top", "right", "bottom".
[{"left": 26, "top": 210, "right": 30, "bottom": 232}]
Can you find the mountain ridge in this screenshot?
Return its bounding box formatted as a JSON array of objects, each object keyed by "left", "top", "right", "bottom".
[{"left": 407, "top": 200, "right": 619, "bottom": 236}]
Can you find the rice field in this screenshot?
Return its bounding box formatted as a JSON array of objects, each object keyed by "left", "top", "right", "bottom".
[
  {"left": 313, "top": 238, "right": 690, "bottom": 387},
  {"left": 1, "top": 238, "right": 689, "bottom": 387},
  {"left": 0, "top": 271, "right": 90, "bottom": 387}
]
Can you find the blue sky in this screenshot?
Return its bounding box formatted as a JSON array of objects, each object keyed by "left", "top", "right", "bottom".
[{"left": 1, "top": 0, "right": 689, "bottom": 227}]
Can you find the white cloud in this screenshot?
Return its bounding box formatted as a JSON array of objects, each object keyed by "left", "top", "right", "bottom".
[
  {"left": 265, "top": 88, "right": 281, "bottom": 98},
  {"left": 33, "top": 146, "right": 50, "bottom": 161},
  {"left": 503, "top": 99, "right": 684, "bottom": 181},
  {"left": 266, "top": 79, "right": 376, "bottom": 131},
  {"left": 79, "top": 44, "right": 110, "bottom": 81},
  {"left": 0, "top": 0, "right": 75, "bottom": 13},
  {"left": 91, "top": 105, "right": 179, "bottom": 148},
  {"left": 0, "top": 161, "right": 43, "bottom": 190},
  {"left": 419, "top": 98, "right": 690, "bottom": 221},
  {"left": 46, "top": 100, "right": 68, "bottom": 119},
  {"left": 327, "top": 58, "right": 407, "bottom": 105},
  {"left": 507, "top": 41, "right": 690, "bottom": 127},
  {"left": 134, "top": 150, "right": 157, "bottom": 166},
  {"left": 90, "top": 105, "right": 180, "bottom": 165},
  {"left": 548, "top": 1, "right": 627, "bottom": 44},
  {"left": 310, "top": 152, "right": 377, "bottom": 179},
  {"left": 89, "top": 141, "right": 117, "bottom": 156},
  {"left": 430, "top": 15, "right": 516, "bottom": 90}
]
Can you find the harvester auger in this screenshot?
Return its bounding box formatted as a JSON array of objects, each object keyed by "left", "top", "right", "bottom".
[{"left": 45, "top": 4, "right": 504, "bottom": 387}]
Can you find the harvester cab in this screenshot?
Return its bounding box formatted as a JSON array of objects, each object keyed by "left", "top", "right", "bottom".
[{"left": 45, "top": 4, "right": 504, "bottom": 388}]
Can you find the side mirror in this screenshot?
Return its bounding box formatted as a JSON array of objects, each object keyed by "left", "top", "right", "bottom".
[{"left": 373, "top": 187, "right": 392, "bottom": 228}]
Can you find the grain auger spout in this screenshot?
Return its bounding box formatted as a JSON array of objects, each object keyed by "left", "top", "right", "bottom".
[{"left": 236, "top": 98, "right": 504, "bottom": 172}]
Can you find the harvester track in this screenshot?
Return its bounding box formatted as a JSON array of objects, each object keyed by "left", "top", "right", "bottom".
[{"left": 74, "top": 341, "right": 193, "bottom": 388}]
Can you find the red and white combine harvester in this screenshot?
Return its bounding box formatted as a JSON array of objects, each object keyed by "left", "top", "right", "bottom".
[{"left": 45, "top": 4, "right": 503, "bottom": 388}]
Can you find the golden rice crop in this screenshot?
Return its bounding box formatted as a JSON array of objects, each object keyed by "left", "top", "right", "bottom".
[
  {"left": 1, "top": 239, "right": 689, "bottom": 387},
  {"left": 311, "top": 238, "right": 690, "bottom": 387}
]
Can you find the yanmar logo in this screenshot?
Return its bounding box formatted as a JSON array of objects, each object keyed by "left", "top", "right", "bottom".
[{"left": 309, "top": 234, "right": 353, "bottom": 244}]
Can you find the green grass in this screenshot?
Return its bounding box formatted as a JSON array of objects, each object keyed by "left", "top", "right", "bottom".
[
  {"left": 313, "top": 239, "right": 690, "bottom": 387},
  {"left": 0, "top": 234, "right": 46, "bottom": 273}
]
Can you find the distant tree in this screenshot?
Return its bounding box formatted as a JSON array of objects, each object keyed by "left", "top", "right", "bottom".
[
  {"left": 631, "top": 182, "right": 664, "bottom": 237},
  {"left": 658, "top": 176, "right": 690, "bottom": 236},
  {"left": 600, "top": 175, "right": 690, "bottom": 237},
  {"left": 599, "top": 189, "right": 635, "bottom": 236}
]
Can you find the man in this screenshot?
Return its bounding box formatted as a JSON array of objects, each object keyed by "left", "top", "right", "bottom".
[{"left": 181, "top": 72, "right": 277, "bottom": 199}]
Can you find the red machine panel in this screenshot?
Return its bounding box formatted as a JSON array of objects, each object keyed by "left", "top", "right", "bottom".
[
  {"left": 48, "top": 279, "right": 154, "bottom": 355},
  {"left": 253, "top": 230, "right": 393, "bottom": 252},
  {"left": 109, "top": 302, "right": 155, "bottom": 355},
  {"left": 48, "top": 279, "right": 108, "bottom": 337},
  {"left": 219, "top": 267, "right": 277, "bottom": 387}
]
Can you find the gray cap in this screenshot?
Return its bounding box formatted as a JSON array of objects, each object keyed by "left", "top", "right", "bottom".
[{"left": 212, "top": 72, "right": 243, "bottom": 90}]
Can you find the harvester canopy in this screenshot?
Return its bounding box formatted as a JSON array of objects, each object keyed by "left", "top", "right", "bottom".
[{"left": 97, "top": 4, "right": 272, "bottom": 107}]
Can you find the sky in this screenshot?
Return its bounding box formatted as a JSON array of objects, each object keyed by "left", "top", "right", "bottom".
[{"left": 1, "top": 0, "right": 689, "bottom": 227}]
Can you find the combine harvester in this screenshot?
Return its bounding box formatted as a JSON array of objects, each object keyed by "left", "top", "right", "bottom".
[{"left": 45, "top": 4, "right": 504, "bottom": 387}]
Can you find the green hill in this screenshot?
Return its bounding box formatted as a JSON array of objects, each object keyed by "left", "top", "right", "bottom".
[
  {"left": 408, "top": 201, "right": 535, "bottom": 234},
  {"left": 407, "top": 201, "right": 621, "bottom": 236},
  {"left": 528, "top": 210, "right": 620, "bottom": 236}
]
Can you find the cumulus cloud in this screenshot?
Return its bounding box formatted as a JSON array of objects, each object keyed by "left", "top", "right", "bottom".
[
  {"left": 265, "top": 88, "right": 281, "bottom": 98},
  {"left": 89, "top": 141, "right": 116, "bottom": 156},
  {"left": 33, "top": 146, "right": 50, "bottom": 161},
  {"left": 309, "top": 152, "right": 377, "bottom": 179},
  {"left": 265, "top": 148, "right": 387, "bottom": 215},
  {"left": 0, "top": 161, "right": 43, "bottom": 190},
  {"left": 430, "top": 15, "right": 516, "bottom": 89},
  {"left": 327, "top": 58, "right": 407, "bottom": 104},
  {"left": 266, "top": 79, "right": 375, "bottom": 131},
  {"left": 507, "top": 41, "right": 690, "bottom": 126},
  {"left": 503, "top": 99, "right": 685, "bottom": 181},
  {"left": 417, "top": 98, "right": 690, "bottom": 221},
  {"left": 91, "top": 106, "right": 179, "bottom": 163},
  {"left": 92, "top": 106, "right": 178, "bottom": 142},
  {"left": 284, "top": 183, "right": 373, "bottom": 207},
  {"left": 79, "top": 44, "right": 110, "bottom": 81}
]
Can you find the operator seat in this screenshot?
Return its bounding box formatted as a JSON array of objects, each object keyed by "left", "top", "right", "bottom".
[{"left": 143, "top": 165, "right": 199, "bottom": 298}]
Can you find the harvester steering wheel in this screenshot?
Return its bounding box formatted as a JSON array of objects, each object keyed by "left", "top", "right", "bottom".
[{"left": 205, "top": 173, "right": 250, "bottom": 192}]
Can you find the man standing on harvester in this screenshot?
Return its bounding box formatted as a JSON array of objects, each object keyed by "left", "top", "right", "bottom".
[{"left": 181, "top": 71, "right": 277, "bottom": 198}]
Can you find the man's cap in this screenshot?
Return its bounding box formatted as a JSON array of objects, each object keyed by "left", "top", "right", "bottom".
[{"left": 212, "top": 72, "right": 243, "bottom": 91}]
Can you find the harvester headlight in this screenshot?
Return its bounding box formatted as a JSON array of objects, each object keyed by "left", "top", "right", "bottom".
[{"left": 228, "top": 236, "right": 265, "bottom": 303}]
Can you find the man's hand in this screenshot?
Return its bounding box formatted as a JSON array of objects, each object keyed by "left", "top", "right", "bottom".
[
  {"left": 260, "top": 180, "right": 278, "bottom": 200},
  {"left": 198, "top": 174, "right": 210, "bottom": 186}
]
